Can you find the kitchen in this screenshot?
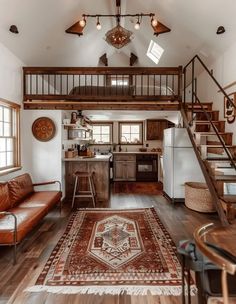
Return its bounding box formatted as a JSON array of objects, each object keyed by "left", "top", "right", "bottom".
[{"left": 62, "top": 109, "right": 178, "bottom": 205}]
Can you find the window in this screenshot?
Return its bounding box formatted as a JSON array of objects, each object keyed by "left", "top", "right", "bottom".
[
  {"left": 146, "top": 40, "right": 164, "bottom": 65},
  {"left": 0, "top": 99, "right": 21, "bottom": 175},
  {"left": 107, "top": 75, "right": 132, "bottom": 87},
  {"left": 92, "top": 123, "right": 112, "bottom": 144},
  {"left": 119, "top": 122, "right": 143, "bottom": 145}
]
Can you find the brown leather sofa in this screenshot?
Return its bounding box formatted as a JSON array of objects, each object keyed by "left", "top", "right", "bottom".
[{"left": 0, "top": 173, "right": 62, "bottom": 263}]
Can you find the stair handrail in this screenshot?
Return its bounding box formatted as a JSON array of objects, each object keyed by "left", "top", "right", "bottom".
[
  {"left": 183, "top": 54, "right": 236, "bottom": 110},
  {"left": 180, "top": 103, "right": 229, "bottom": 226},
  {"left": 193, "top": 92, "right": 236, "bottom": 171}
]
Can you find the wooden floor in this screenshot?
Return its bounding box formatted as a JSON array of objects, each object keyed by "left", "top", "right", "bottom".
[{"left": 0, "top": 182, "right": 219, "bottom": 304}]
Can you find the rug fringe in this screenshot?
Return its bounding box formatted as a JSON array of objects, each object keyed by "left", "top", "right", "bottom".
[
  {"left": 25, "top": 285, "right": 197, "bottom": 296},
  {"left": 76, "top": 207, "right": 155, "bottom": 211}
]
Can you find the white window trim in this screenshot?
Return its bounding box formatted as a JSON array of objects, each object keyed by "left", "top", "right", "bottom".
[
  {"left": 119, "top": 121, "right": 143, "bottom": 145},
  {"left": 92, "top": 122, "right": 113, "bottom": 145},
  {"left": 0, "top": 98, "right": 21, "bottom": 176}
]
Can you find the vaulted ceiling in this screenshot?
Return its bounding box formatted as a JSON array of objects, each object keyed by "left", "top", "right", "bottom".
[{"left": 0, "top": 0, "right": 236, "bottom": 67}]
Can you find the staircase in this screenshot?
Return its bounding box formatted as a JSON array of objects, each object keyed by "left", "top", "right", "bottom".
[{"left": 182, "top": 56, "right": 236, "bottom": 226}]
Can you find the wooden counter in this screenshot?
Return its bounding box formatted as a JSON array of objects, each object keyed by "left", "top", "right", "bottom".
[{"left": 63, "top": 155, "right": 111, "bottom": 204}]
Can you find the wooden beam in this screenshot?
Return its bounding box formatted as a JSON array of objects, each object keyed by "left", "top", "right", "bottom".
[
  {"left": 23, "top": 66, "right": 181, "bottom": 75},
  {"left": 23, "top": 101, "right": 179, "bottom": 111}
]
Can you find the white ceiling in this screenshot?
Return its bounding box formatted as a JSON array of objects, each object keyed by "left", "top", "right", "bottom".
[{"left": 0, "top": 0, "right": 236, "bottom": 67}]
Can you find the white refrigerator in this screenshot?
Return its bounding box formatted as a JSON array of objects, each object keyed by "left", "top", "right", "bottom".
[{"left": 163, "top": 127, "right": 204, "bottom": 201}]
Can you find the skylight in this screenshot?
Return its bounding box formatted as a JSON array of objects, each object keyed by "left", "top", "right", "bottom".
[{"left": 146, "top": 40, "right": 164, "bottom": 64}]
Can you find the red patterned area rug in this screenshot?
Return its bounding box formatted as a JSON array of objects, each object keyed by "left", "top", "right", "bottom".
[{"left": 26, "top": 208, "right": 194, "bottom": 295}]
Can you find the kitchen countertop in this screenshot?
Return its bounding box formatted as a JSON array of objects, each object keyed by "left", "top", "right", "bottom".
[
  {"left": 112, "top": 151, "right": 161, "bottom": 155},
  {"left": 63, "top": 155, "right": 111, "bottom": 162}
]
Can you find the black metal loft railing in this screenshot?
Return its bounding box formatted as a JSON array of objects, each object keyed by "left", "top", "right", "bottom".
[{"left": 23, "top": 66, "right": 182, "bottom": 102}]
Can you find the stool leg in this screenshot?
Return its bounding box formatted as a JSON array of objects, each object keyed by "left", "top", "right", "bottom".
[
  {"left": 91, "top": 173, "right": 96, "bottom": 198},
  {"left": 187, "top": 268, "right": 191, "bottom": 304},
  {"left": 88, "top": 176, "right": 96, "bottom": 208},
  {"left": 182, "top": 255, "right": 186, "bottom": 304},
  {"left": 72, "top": 175, "right": 78, "bottom": 209}
]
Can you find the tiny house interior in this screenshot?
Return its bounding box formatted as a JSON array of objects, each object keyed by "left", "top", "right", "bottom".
[{"left": 0, "top": 1, "right": 236, "bottom": 303}]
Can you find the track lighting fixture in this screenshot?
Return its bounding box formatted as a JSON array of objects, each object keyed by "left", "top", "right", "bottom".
[{"left": 66, "top": 0, "right": 171, "bottom": 48}]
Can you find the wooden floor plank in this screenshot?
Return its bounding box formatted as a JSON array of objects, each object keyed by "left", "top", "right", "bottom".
[{"left": 0, "top": 183, "right": 219, "bottom": 304}]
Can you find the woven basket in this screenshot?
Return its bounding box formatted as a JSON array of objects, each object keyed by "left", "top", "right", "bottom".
[{"left": 185, "top": 182, "right": 216, "bottom": 213}]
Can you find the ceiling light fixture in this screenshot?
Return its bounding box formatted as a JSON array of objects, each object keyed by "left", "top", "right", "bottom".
[
  {"left": 66, "top": 0, "right": 171, "bottom": 49},
  {"left": 134, "top": 16, "right": 141, "bottom": 30},
  {"left": 151, "top": 16, "right": 158, "bottom": 27},
  {"left": 96, "top": 17, "right": 102, "bottom": 30},
  {"left": 79, "top": 16, "right": 86, "bottom": 27},
  {"left": 9, "top": 25, "right": 19, "bottom": 34},
  {"left": 216, "top": 26, "right": 225, "bottom": 35}
]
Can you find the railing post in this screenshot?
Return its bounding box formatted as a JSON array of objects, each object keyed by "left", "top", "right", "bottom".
[
  {"left": 23, "top": 68, "right": 27, "bottom": 101},
  {"left": 183, "top": 67, "right": 186, "bottom": 106},
  {"left": 178, "top": 65, "right": 183, "bottom": 104},
  {"left": 191, "top": 59, "right": 195, "bottom": 122}
]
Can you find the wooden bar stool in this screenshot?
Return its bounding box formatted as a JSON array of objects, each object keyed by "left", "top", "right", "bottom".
[{"left": 72, "top": 171, "right": 96, "bottom": 209}]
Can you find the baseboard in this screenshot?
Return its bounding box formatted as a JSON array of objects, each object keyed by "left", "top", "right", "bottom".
[{"left": 163, "top": 192, "right": 185, "bottom": 203}]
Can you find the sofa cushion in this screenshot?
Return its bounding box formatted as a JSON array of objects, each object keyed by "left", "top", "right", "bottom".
[
  {"left": 8, "top": 173, "right": 34, "bottom": 206},
  {"left": 20, "top": 191, "right": 61, "bottom": 211},
  {"left": 0, "top": 182, "right": 11, "bottom": 212},
  {"left": 0, "top": 206, "right": 47, "bottom": 244}
]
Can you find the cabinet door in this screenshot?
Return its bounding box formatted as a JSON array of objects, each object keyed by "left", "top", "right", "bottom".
[
  {"left": 126, "top": 162, "right": 136, "bottom": 181},
  {"left": 114, "top": 161, "right": 126, "bottom": 180},
  {"left": 114, "top": 161, "right": 136, "bottom": 181},
  {"left": 146, "top": 119, "right": 168, "bottom": 140}
]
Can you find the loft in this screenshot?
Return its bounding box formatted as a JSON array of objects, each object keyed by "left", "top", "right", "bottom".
[{"left": 23, "top": 66, "right": 182, "bottom": 110}]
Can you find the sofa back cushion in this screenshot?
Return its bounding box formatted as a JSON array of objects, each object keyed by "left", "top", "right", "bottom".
[
  {"left": 8, "top": 173, "right": 34, "bottom": 206},
  {"left": 0, "top": 182, "right": 11, "bottom": 211}
]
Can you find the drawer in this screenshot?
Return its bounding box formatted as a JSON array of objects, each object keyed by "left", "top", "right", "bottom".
[{"left": 114, "top": 154, "right": 136, "bottom": 161}]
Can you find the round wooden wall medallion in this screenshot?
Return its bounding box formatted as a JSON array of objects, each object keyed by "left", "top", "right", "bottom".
[{"left": 32, "top": 117, "right": 56, "bottom": 141}]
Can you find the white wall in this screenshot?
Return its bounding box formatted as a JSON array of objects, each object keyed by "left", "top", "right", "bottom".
[
  {"left": 195, "top": 41, "right": 236, "bottom": 144},
  {"left": 0, "top": 42, "right": 63, "bottom": 189},
  {"left": 21, "top": 110, "right": 62, "bottom": 189},
  {"left": 0, "top": 41, "right": 25, "bottom": 181},
  {"left": 0, "top": 42, "right": 23, "bottom": 103}
]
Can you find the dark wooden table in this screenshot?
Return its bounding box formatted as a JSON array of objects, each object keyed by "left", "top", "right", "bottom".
[
  {"left": 194, "top": 222, "right": 236, "bottom": 304},
  {"left": 201, "top": 223, "right": 236, "bottom": 255}
]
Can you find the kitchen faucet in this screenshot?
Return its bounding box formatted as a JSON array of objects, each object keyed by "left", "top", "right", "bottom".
[{"left": 121, "top": 136, "right": 128, "bottom": 152}]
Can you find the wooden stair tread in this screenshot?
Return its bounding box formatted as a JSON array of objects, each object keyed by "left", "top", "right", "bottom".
[
  {"left": 185, "top": 102, "right": 213, "bottom": 105},
  {"left": 213, "top": 175, "right": 236, "bottom": 181},
  {"left": 194, "top": 132, "right": 233, "bottom": 135},
  {"left": 195, "top": 120, "right": 224, "bottom": 124},
  {"left": 206, "top": 158, "right": 236, "bottom": 161},
  {"left": 220, "top": 195, "right": 236, "bottom": 204},
  {"left": 200, "top": 145, "right": 236, "bottom": 149}
]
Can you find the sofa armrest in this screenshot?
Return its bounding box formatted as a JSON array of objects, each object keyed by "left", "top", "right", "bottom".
[
  {"left": 33, "top": 180, "right": 61, "bottom": 191},
  {"left": 0, "top": 211, "right": 17, "bottom": 234},
  {"left": 0, "top": 211, "right": 18, "bottom": 264}
]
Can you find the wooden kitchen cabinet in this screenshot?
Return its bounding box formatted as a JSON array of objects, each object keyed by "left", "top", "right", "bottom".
[
  {"left": 113, "top": 154, "right": 136, "bottom": 181},
  {"left": 146, "top": 119, "right": 173, "bottom": 140},
  {"left": 65, "top": 160, "right": 110, "bottom": 203}
]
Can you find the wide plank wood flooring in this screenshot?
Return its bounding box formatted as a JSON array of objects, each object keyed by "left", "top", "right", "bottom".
[{"left": 0, "top": 182, "right": 219, "bottom": 304}]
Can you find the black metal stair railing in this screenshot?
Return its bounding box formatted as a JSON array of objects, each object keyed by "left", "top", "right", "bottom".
[
  {"left": 183, "top": 55, "right": 236, "bottom": 169},
  {"left": 181, "top": 54, "right": 236, "bottom": 226},
  {"left": 193, "top": 93, "right": 236, "bottom": 170}
]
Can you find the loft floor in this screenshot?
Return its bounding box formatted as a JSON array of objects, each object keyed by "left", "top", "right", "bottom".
[{"left": 0, "top": 183, "right": 219, "bottom": 304}]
